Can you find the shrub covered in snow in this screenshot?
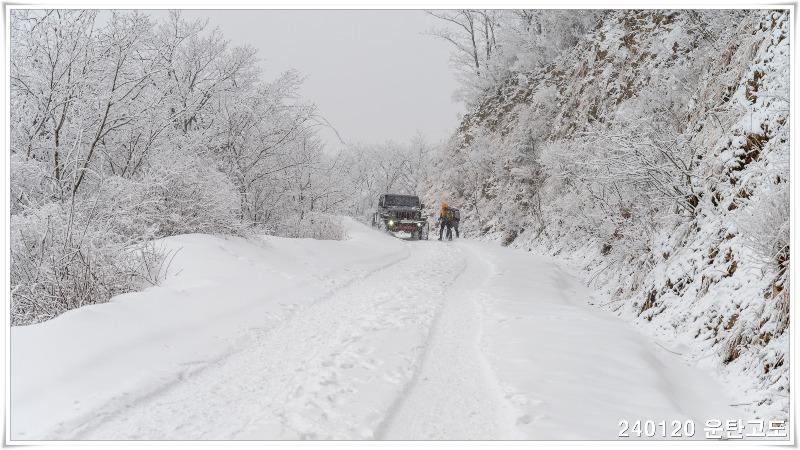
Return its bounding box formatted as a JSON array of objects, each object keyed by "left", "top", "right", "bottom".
[
  {"left": 736, "top": 182, "right": 789, "bottom": 278},
  {"left": 10, "top": 202, "right": 166, "bottom": 326},
  {"left": 263, "top": 212, "right": 349, "bottom": 241},
  {"left": 102, "top": 151, "right": 245, "bottom": 239}
]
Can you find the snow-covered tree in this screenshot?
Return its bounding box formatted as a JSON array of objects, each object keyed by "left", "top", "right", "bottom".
[{"left": 9, "top": 10, "right": 336, "bottom": 325}]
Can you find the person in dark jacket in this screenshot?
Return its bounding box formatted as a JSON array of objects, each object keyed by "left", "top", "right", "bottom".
[
  {"left": 441, "top": 206, "right": 458, "bottom": 240},
  {"left": 451, "top": 208, "right": 460, "bottom": 238}
]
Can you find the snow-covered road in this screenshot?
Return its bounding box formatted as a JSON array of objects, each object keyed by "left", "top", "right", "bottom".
[{"left": 10, "top": 219, "right": 739, "bottom": 441}]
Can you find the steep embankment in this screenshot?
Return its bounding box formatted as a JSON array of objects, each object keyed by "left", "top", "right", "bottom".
[{"left": 432, "top": 10, "right": 789, "bottom": 420}]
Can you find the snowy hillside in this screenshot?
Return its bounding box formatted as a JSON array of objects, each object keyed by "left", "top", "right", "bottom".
[
  {"left": 428, "top": 9, "right": 789, "bottom": 420},
  {"left": 11, "top": 219, "right": 742, "bottom": 440}
]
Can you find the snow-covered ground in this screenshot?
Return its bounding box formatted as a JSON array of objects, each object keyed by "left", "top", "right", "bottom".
[{"left": 11, "top": 219, "right": 745, "bottom": 440}]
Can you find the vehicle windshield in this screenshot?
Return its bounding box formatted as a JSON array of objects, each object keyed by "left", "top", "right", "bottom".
[{"left": 384, "top": 195, "right": 420, "bottom": 207}]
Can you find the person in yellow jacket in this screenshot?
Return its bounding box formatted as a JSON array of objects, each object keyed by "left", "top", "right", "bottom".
[{"left": 438, "top": 201, "right": 451, "bottom": 241}]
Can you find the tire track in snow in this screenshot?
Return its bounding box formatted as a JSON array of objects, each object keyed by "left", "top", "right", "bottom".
[
  {"left": 60, "top": 245, "right": 413, "bottom": 441},
  {"left": 73, "top": 242, "right": 463, "bottom": 440},
  {"left": 378, "top": 243, "right": 520, "bottom": 440},
  {"left": 371, "top": 255, "right": 469, "bottom": 439}
]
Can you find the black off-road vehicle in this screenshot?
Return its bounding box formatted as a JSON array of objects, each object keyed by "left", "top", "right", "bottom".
[{"left": 371, "top": 194, "right": 429, "bottom": 240}]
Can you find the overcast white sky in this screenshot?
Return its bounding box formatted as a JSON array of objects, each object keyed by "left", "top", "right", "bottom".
[{"left": 163, "top": 10, "right": 464, "bottom": 151}]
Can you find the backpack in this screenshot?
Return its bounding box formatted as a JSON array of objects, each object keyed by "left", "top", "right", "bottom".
[{"left": 444, "top": 207, "right": 457, "bottom": 221}]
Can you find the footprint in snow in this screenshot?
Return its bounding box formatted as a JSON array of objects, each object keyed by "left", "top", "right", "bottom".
[
  {"left": 506, "top": 392, "right": 529, "bottom": 406},
  {"left": 381, "top": 372, "right": 403, "bottom": 384},
  {"left": 516, "top": 414, "right": 533, "bottom": 425}
]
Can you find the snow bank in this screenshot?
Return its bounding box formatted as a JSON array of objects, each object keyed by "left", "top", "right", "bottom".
[
  {"left": 465, "top": 241, "right": 741, "bottom": 439},
  {"left": 10, "top": 218, "right": 404, "bottom": 440}
]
